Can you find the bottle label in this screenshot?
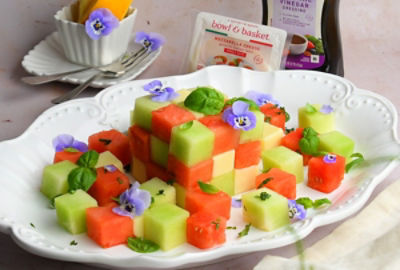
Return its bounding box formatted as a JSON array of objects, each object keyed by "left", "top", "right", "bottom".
[{"left": 268, "top": 0, "right": 325, "bottom": 69}]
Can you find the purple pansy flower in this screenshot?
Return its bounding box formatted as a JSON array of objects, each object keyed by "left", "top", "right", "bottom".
[
  {"left": 288, "top": 200, "right": 307, "bottom": 220},
  {"left": 112, "top": 182, "right": 151, "bottom": 218},
  {"left": 231, "top": 198, "right": 242, "bottom": 208},
  {"left": 245, "top": 90, "right": 280, "bottom": 107},
  {"left": 320, "top": 104, "right": 334, "bottom": 114},
  {"left": 323, "top": 154, "right": 337, "bottom": 164},
  {"left": 104, "top": 164, "right": 118, "bottom": 173},
  {"left": 222, "top": 101, "right": 257, "bottom": 131},
  {"left": 135, "top": 31, "right": 165, "bottom": 52},
  {"left": 85, "top": 8, "right": 119, "bottom": 40},
  {"left": 143, "top": 80, "right": 178, "bottom": 102},
  {"left": 52, "top": 134, "right": 88, "bottom": 152}
]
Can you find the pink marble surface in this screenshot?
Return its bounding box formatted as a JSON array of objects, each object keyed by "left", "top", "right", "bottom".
[{"left": 0, "top": 0, "right": 399, "bottom": 269}]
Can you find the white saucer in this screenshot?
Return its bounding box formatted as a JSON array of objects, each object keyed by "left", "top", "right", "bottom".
[{"left": 21, "top": 32, "right": 162, "bottom": 88}]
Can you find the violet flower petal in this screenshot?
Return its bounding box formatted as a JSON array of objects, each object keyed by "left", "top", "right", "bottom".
[
  {"left": 85, "top": 8, "right": 119, "bottom": 40},
  {"left": 135, "top": 31, "right": 165, "bottom": 52},
  {"left": 113, "top": 182, "right": 151, "bottom": 218},
  {"left": 320, "top": 104, "right": 334, "bottom": 114},
  {"left": 71, "top": 140, "right": 89, "bottom": 152},
  {"left": 104, "top": 164, "right": 117, "bottom": 172},
  {"left": 288, "top": 200, "right": 307, "bottom": 220},
  {"left": 232, "top": 101, "right": 249, "bottom": 115},
  {"left": 323, "top": 154, "right": 337, "bottom": 164},
  {"left": 143, "top": 80, "right": 163, "bottom": 93},
  {"left": 231, "top": 198, "right": 242, "bottom": 208},
  {"left": 52, "top": 134, "right": 88, "bottom": 152},
  {"left": 245, "top": 91, "right": 280, "bottom": 106}
]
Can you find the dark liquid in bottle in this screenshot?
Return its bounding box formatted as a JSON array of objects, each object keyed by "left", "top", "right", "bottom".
[{"left": 262, "top": 0, "right": 344, "bottom": 76}]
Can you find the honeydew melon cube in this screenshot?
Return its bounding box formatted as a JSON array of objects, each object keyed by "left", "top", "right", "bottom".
[
  {"left": 176, "top": 101, "right": 204, "bottom": 119},
  {"left": 144, "top": 203, "right": 189, "bottom": 251},
  {"left": 242, "top": 188, "right": 290, "bottom": 231},
  {"left": 233, "top": 165, "right": 259, "bottom": 194},
  {"left": 170, "top": 120, "right": 215, "bottom": 166},
  {"left": 131, "top": 156, "right": 147, "bottom": 183},
  {"left": 41, "top": 160, "right": 78, "bottom": 199},
  {"left": 318, "top": 131, "right": 355, "bottom": 162},
  {"left": 262, "top": 146, "right": 304, "bottom": 183},
  {"left": 239, "top": 110, "right": 265, "bottom": 143},
  {"left": 298, "top": 104, "right": 335, "bottom": 134},
  {"left": 150, "top": 135, "right": 169, "bottom": 168},
  {"left": 140, "top": 177, "right": 176, "bottom": 205},
  {"left": 133, "top": 95, "right": 170, "bottom": 131},
  {"left": 210, "top": 171, "right": 234, "bottom": 196},
  {"left": 95, "top": 151, "right": 124, "bottom": 172},
  {"left": 262, "top": 122, "right": 284, "bottom": 151},
  {"left": 55, "top": 190, "right": 98, "bottom": 234},
  {"left": 173, "top": 182, "right": 186, "bottom": 208},
  {"left": 212, "top": 150, "right": 235, "bottom": 178}
]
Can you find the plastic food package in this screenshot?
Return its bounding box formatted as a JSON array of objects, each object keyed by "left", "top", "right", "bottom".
[{"left": 188, "top": 12, "right": 288, "bottom": 72}]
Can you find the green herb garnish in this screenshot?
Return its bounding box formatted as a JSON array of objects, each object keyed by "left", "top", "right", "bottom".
[
  {"left": 111, "top": 197, "right": 120, "bottom": 204},
  {"left": 255, "top": 191, "right": 271, "bottom": 201},
  {"left": 257, "top": 177, "right": 273, "bottom": 189},
  {"left": 296, "top": 197, "right": 331, "bottom": 209},
  {"left": 116, "top": 177, "right": 124, "bottom": 184},
  {"left": 225, "top": 97, "right": 260, "bottom": 111},
  {"left": 345, "top": 153, "right": 365, "bottom": 173},
  {"left": 30, "top": 223, "right": 35, "bottom": 228},
  {"left": 238, "top": 223, "right": 251, "bottom": 238},
  {"left": 166, "top": 179, "right": 176, "bottom": 186},
  {"left": 77, "top": 150, "right": 99, "bottom": 168},
  {"left": 313, "top": 198, "right": 332, "bottom": 209},
  {"left": 299, "top": 127, "right": 320, "bottom": 155},
  {"left": 179, "top": 120, "right": 194, "bottom": 130},
  {"left": 64, "top": 147, "right": 79, "bottom": 153},
  {"left": 156, "top": 189, "right": 165, "bottom": 196},
  {"left": 184, "top": 87, "right": 225, "bottom": 115},
  {"left": 265, "top": 116, "right": 271, "bottom": 123},
  {"left": 99, "top": 138, "right": 112, "bottom": 145},
  {"left": 226, "top": 226, "right": 237, "bottom": 230},
  {"left": 211, "top": 218, "right": 221, "bottom": 230},
  {"left": 127, "top": 237, "right": 160, "bottom": 253},
  {"left": 305, "top": 103, "right": 318, "bottom": 113},
  {"left": 198, "top": 181, "right": 220, "bottom": 194},
  {"left": 68, "top": 167, "right": 97, "bottom": 192},
  {"left": 70, "top": 240, "right": 78, "bottom": 246}
]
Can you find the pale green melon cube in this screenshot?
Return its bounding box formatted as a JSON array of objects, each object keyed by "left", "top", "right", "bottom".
[
  {"left": 240, "top": 110, "right": 265, "bottom": 143},
  {"left": 210, "top": 171, "right": 234, "bottom": 196},
  {"left": 318, "top": 131, "right": 355, "bottom": 162},
  {"left": 169, "top": 120, "right": 215, "bottom": 166},
  {"left": 150, "top": 135, "right": 169, "bottom": 168},
  {"left": 55, "top": 190, "right": 98, "bottom": 234},
  {"left": 133, "top": 95, "right": 170, "bottom": 131},
  {"left": 242, "top": 188, "right": 290, "bottom": 231},
  {"left": 262, "top": 146, "right": 304, "bottom": 183},
  {"left": 95, "top": 151, "right": 124, "bottom": 172},
  {"left": 140, "top": 177, "right": 176, "bottom": 205},
  {"left": 173, "top": 182, "right": 186, "bottom": 208},
  {"left": 298, "top": 104, "right": 335, "bottom": 134},
  {"left": 144, "top": 203, "right": 189, "bottom": 251},
  {"left": 41, "top": 161, "right": 78, "bottom": 199}
]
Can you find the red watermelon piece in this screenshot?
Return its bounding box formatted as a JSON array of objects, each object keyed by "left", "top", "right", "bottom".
[
  {"left": 234, "top": 140, "right": 262, "bottom": 169},
  {"left": 128, "top": 125, "right": 151, "bottom": 162},
  {"left": 260, "top": 103, "right": 286, "bottom": 130},
  {"left": 255, "top": 168, "right": 296, "bottom": 199}
]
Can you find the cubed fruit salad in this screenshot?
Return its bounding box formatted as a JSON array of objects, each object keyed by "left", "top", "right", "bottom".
[{"left": 39, "top": 83, "right": 362, "bottom": 253}]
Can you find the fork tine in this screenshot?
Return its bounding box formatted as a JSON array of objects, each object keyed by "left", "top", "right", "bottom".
[
  {"left": 121, "top": 47, "right": 147, "bottom": 65},
  {"left": 123, "top": 50, "right": 152, "bottom": 70},
  {"left": 122, "top": 48, "right": 149, "bottom": 68}
]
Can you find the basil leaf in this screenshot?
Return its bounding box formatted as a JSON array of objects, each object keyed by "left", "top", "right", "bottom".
[
  {"left": 345, "top": 153, "right": 365, "bottom": 173},
  {"left": 296, "top": 197, "right": 314, "bottom": 209},
  {"left": 225, "top": 97, "right": 260, "bottom": 111},
  {"left": 184, "top": 87, "right": 225, "bottom": 115},
  {"left": 313, "top": 198, "right": 331, "bottom": 208},
  {"left": 238, "top": 223, "right": 251, "bottom": 238},
  {"left": 77, "top": 150, "right": 99, "bottom": 168},
  {"left": 198, "top": 181, "right": 220, "bottom": 194},
  {"left": 305, "top": 103, "right": 318, "bottom": 113},
  {"left": 299, "top": 135, "right": 320, "bottom": 155},
  {"left": 127, "top": 237, "right": 160, "bottom": 253},
  {"left": 302, "top": 127, "right": 318, "bottom": 139},
  {"left": 68, "top": 167, "right": 97, "bottom": 192}
]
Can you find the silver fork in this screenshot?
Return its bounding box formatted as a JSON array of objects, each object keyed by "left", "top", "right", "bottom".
[{"left": 51, "top": 47, "right": 150, "bottom": 104}]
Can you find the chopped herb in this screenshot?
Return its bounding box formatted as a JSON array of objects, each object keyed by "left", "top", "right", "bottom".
[
  {"left": 151, "top": 197, "right": 155, "bottom": 205},
  {"left": 30, "top": 223, "right": 35, "bottom": 228},
  {"left": 296, "top": 197, "right": 331, "bottom": 209},
  {"left": 184, "top": 87, "right": 225, "bottom": 115},
  {"left": 116, "top": 177, "right": 124, "bottom": 184},
  {"left": 211, "top": 218, "right": 221, "bottom": 230},
  {"left": 180, "top": 121, "right": 194, "bottom": 130},
  {"left": 281, "top": 107, "right": 290, "bottom": 122},
  {"left": 198, "top": 181, "right": 220, "bottom": 194},
  {"left": 112, "top": 197, "right": 120, "bottom": 204},
  {"left": 99, "top": 138, "right": 112, "bottom": 145},
  {"left": 345, "top": 153, "right": 365, "bottom": 173},
  {"left": 299, "top": 127, "right": 320, "bottom": 156},
  {"left": 156, "top": 189, "right": 165, "bottom": 196},
  {"left": 127, "top": 237, "right": 160, "bottom": 253},
  {"left": 285, "top": 128, "right": 295, "bottom": 134},
  {"left": 70, "top": 240, "right": 78, "bottom": 246},
  {"left": 265, "top": 116, "right": 271, "bottom": 123},
  {"left": 166, "top": 179, "right": 175, "bottom": 186},
  {"left": 313, "top": 198, "right": 332, "bottom": 208},
  {"left": 226, "top": 226, "right": 237, "bottom": 230},
  {"left": 257, "top": 177, "right": 273, "bottom": 189},
  {"left": 305, "top": 103, "right": 318, "bottom": 113},
  {"left": 238, "top": 223, "right": 251, "bottom": 238}
]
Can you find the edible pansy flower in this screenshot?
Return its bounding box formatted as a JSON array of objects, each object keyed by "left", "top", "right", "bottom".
[
  {"left": 222, "top": 101, "right": 256, "bottom": 131},
  {"left": 52, "top": 134, "right": 88, "bottom": 153},
  {"left": 288, "top": 200, "right": 306, "bottom": 220},
  {"left": 320, "top": 104, "right": 334, "bottom": 114},
  {"left": 104, "top": 164, "right": 117, "bottom": 173},
  {"left": 135, "top": 31, "right": 165, "bottom": 52},
  {"left": 85, "top": 8, "right": 119, "bottom": 40},
  {"left": 112, "top": 182, "right": 151, "bottom": 218},
  {"left": 245, "top": 90, "right": 280, "bottom": 107},
  {"left": 231, "top": 198, "right": 242, "bottom": 208},
  {"left": 143, "top": 80, "right": 178, "bottom": 102},
  {"left": 323, "top": 154, "right": 337, "bottom": 164}
]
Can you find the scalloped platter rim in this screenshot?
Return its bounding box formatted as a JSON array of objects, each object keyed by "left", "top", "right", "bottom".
[{"left": 0, "top": 66, "right": 399, "bottom": 269}]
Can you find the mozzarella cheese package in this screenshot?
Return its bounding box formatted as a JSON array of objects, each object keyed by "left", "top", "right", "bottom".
[{"left": 188, "top": 12, "right": 287, "bottom": 72}]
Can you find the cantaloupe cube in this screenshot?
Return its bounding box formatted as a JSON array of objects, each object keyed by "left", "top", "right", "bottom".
[
  {"left": 140, "top": 177, "right": 176, "bottom": 205},
  {"left": 144, "top": 204, "right": 189, "bottom": 251},
  {"left": 170, "top": 120, "right": 215, "bottom": 166},
  {"left": 131, "top": 156, "right": 147, "bottom": 183},
  {"left": 173, "top": 182, "right": 186, "bottom": 208},
  {"left": 262, "top": 122, "right": 284, "bottom": 151},
  {"left": 239, "top": 110, "right": 265, "bottom": 143},
  {"left": 233, "top": 165, "right": 259, "bottom": 194},
  {"left": 234, "top": 141, "right": 262, "bottom": 169},
  {"left": 171, "top": 89, "right": 192, "bottom": 105},
  {"left": 128, "top": 125, "right": 151, "bottom": 162},
  {"left": 210, "top": 171, "right": 234, "bottom": 196},
  {"left": 185, "top": 188, "right": 231, "bottom": 219},
  {"left": 212, "top": 150, "right": 235, "bottom": 178},
  {"left": 95, "top": 151, "right": 124, "bottom": 172},
  {"left": 298, "top": 104, "right": 335, "bottom": 134},
  {"left": 133, "top": 95, "right": 170, "bottom": 131},
  {"left": 242, "top": 188, "right": 290, "bottom": 231},
  {"left": 150, "top": 135, "right": 169, "bottom": 168},
  {"left": 55, "top": 190, "right": 98, "bottom": 234},
  {"left": 133, "top": 215, "right": 144, "bottom": 238},
  {"left": 262, "top": 146, "right": 304, "bottom": 183},
  {"left": 318, "top": 131, "right": 355, "bottom": 162},
  {"left": 41, "top": 160, "right": 78, "bottom": 199}
]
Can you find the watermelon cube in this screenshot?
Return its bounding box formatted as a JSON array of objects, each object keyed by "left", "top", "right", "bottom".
[
  {"left": 133, "top": 95, "right": 170, "bottom": 131},
  {"left": 234, "top": 140, "right": 262, "bottom": 169},
  {"left": 150, "top": 135, "right": 169, "bottom": 168},
  {"left": 144, "top": 203, "right": 189, "bottom": 251},
  {"left": 146, "top": 161, "right": 174, "bottom": 182},
  {"left": 298, "top": 104, "right": 335, "bottom": 134},
  {"left": 260, "top": 103, "right": 286, "bottom": 130},
  {"left": 255, "top": 168, "right": 296, "bottom": 199},
  {"left": 185, "top": 187, "right": 231, "bottom": 219},
  {"left": 281, "top": 128, "right": 304, "bottom": 153},
  {"left": 242, "top": 188, "right": 290, "bottom": 231},
  {"left": 86, "top": 203, "right": 133, "bottom": 248},
  {"left": 55, "top": 190, "right": 98, "bottom": 234},
  {"left": 95, "top": 151, "right": 124, "bottom": 172},
  {"left": 210, "top": 171, "right": 234, "bottom": 196},
  {"left": 233, "top": 165, "right": 259, "bottom": 194},
  {"left": 128, "top": 125, "right": 151, "bottom": 162},
  {"left": 151, "top": 104, "right": 195, "bottom": 142},
  {"left": 308, "top": 154, "right": 346, "bottom": 193},
  {"left": 318, "top": 131, "right": 355, "bottom": 162},
  {"left": 88, "top": 167, "right": 130, "bottom": 206},
  {"left": 131, "top": 156, "right": 147, "bottom": 183},
  {"left": 212, "top": 150, "right": 235, "bottom": 178},
  {"left": 262, "top": 146, "right": 304, "bottom": 183},
  {"left": 140, "top": 177, "right": 176, "bottom": 205},
  {"left": 53, "top": 149, "right": 83, "bottom": 164},
  {"left": 41, "top": 160, "right": 78, "bottom": 199},
  {"left": 176, "top": 101, "right": 204, "bottom": 119},
  {"left": 199, "top": 115, "right": 240, "bottom": 155},
  {"left": 239, "top": 110, "right": 265, "bottom": 143},
  {"left": 169, "top": 120, "right": 215, "bottom": 166},
  {"left": 186, "top": 211, "right": 227, "bottom": 249},
  {"left": 261, "top": 122, "right": 284, "bottom": 151}
]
